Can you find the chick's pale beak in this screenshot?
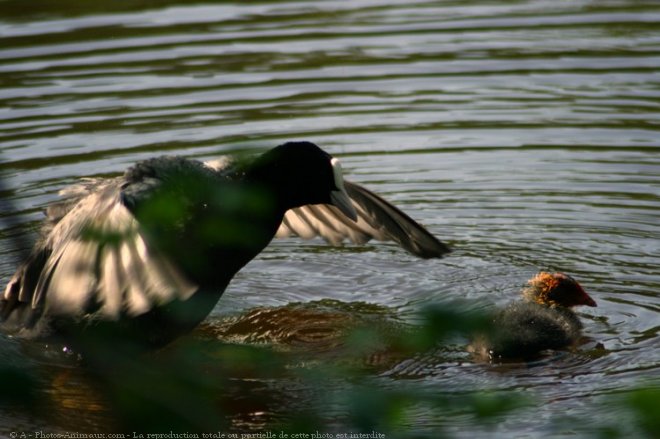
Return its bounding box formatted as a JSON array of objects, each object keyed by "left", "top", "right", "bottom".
[{"left": 330, "top": 158, "right": 358, "bottom": 222}]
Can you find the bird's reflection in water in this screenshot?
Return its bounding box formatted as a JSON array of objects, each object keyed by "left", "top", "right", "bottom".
[
  {"left": 196, "top": 299, "right": 406, "bottom": 367},
  {"left": 7, "top": 299, "right": 410, "bottom": 432}
]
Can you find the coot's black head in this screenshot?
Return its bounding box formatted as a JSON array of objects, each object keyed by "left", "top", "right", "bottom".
[
  {"left": 523, "top": 272, "right": 597, "bottom": 308},
  {"left": 246, "top": 141, "right": 357, "bottom": 220}
]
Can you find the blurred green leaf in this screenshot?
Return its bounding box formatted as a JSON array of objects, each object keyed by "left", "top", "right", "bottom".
[
  {"left": 625, "top": 387, "right": 660, "bottom": 437},
  {"left": 465, "top": 391, "right": 530, "bottom": 420},
  {"left": 0, "top": 366, "right": 38, "bottom": 407}
]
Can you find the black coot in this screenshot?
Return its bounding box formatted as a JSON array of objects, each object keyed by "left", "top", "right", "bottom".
[{"left": 2, "top": 141, "right": 449, "bottom": 350}]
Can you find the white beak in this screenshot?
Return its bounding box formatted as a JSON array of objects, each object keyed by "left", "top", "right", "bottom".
[{"left": 330, "top": 158, "right": 358, "bottom": 222}]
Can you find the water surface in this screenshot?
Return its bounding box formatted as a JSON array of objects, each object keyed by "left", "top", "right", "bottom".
[{"left": 1, "top": 0, "right": 659, "bottom": 437}]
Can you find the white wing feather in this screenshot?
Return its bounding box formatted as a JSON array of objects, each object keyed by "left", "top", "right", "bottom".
[{"left": 4, "top": 180, "right": 197, "bottom": 325}]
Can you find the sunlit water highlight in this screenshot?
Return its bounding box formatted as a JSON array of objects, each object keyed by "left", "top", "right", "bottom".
[{"left": 1, "top": 0, "right": 658, "bottom": 437}]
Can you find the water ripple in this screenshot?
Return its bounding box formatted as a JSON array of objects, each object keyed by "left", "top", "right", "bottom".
[{"left": 1, "top": 0, "right": 658, "bottom": 436}]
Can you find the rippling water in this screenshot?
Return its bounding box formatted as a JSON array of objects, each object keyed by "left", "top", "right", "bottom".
[{"left": 1, "top": 0, "right": 659, "bottom": 437}]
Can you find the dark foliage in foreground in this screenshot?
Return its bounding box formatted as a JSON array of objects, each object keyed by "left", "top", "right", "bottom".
[{"left": 0, "top": 170, "right": 657, "bottom": 438}]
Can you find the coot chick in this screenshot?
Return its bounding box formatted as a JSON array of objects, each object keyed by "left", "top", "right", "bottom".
[
  {"left": 1, "top": 141, "right": 449, "bottom": 350},
  {"left": 471, "top": 272, "right": 597, "bottom": 361}
]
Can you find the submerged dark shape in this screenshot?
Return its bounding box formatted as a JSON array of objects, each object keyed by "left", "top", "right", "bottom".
[
  {"left": 470, "top": 272, "right": 597, "bottom": 361},
  {"left": 1, "top": 141, "right": 448, "bottom": 350}
]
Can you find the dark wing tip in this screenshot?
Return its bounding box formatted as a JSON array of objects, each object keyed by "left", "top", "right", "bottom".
[
  {"left": 277, "top": 181, "right": 451, "bottom": 258},
  {"left": 345, "top": 181, "right": 450, "bottom": 259}
]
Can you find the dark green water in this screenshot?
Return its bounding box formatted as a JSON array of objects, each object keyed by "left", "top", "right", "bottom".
[{"left": 1, "top": 1, "right": 659, "bottom": 437}]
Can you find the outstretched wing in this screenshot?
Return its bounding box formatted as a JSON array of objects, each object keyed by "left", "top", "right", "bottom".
[
  {"left": 1, "top": 175, "right": 197, "bottom": 332},
  {"left": 206, "top": 156, "right": 449, "bottom": 258},
  {"left": 277, "top": 181, "right": 450, "bottom": 258}
]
